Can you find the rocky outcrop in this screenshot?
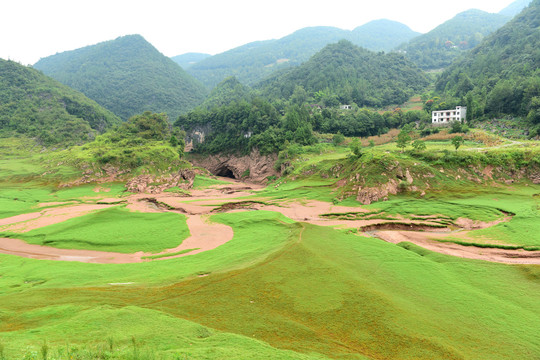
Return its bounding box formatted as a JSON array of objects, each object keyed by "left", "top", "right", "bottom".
[
  {"left": 189, "top": 149, "right": 278, "bottom": 182},
  {"left": 126, "top": 169, "right": 195, "bottom": 193},
  {"left": 356, "top": 180, "right": 399, "bottom": 205}
]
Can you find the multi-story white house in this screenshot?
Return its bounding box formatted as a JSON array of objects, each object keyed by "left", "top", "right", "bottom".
[{"left": 432, "top": 106, "right": 466, "bottom": 124}]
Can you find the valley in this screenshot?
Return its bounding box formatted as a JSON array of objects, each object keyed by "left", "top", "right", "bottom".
[{"left": 1, "top": 0, "right": 540, "bottom": 358}]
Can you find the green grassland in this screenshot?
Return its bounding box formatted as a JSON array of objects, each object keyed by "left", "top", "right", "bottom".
[
  {"left": 192, "top": 175, "right": 231, "bottom": 189},
  {"left": 0, "top": 211, "right": 538, "bottom": 359},
  {"left": 1, "top": 135, "right": 539, "bottom": 359},
  {"left": 1, "top": 206, "right": 190, "bottom": 253}
]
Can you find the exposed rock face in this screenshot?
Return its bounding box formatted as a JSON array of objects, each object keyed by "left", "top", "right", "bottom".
[
  {"left": 189, "top": 149, "right": 278, "bottom": 182},
  {"left": 356, "top": 180, "right": 399, "bottom": 205},
  {"left": 126, "top": 169, "right": 195, "bottom": 193},
  {"left": 185, "top": 125, "right": 212, "bottom": 152}
]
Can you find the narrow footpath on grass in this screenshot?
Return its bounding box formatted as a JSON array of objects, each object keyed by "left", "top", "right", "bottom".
[{"left": 0, "top": 177, "right": 538, "bottom": 264}]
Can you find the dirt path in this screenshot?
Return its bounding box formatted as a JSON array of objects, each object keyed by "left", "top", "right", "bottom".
[{"left": 0, "top": 177, "right": 537, "bottom": 264}]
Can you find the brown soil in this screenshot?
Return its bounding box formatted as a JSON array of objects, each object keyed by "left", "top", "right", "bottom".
[
  {"left": 373, "top": 230, "right": 540, "bottom": 265},
  {"left": 0, "top": 204, "right": 112, "bottom": 233}
]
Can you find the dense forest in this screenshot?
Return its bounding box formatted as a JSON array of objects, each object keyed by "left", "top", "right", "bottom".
[
  {"left": 186, "top": 21, "right": 419, "bottom": 88},
  {"left": 256, "top": 40, "right": 429, "bottom": 108},
  {"left": 34, "top": 35, "right": 208, "bottom": 121},
  {"left": 197, "top": 77, "right": 252, "bottom": 110},
  {"left": 0, "top": 59, "right": 120, "bottom": 145},
  {"left": 398, "top": 9, "right": 510, "bottom": 70},
  {"left": 435, "top": 0, "right": 540, "bottom": 135}
]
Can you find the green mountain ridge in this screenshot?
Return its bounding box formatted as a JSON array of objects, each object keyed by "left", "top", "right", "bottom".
[
  {"left": 398, "top": 9, "right": 510, "bottom": 70},
  {"left": 34, "top": 35, "right": 208, "bottom": 121},
  {"left": 256, "top": 40, "right": 429, "bottom": 108},
  {"left": 171, "top": 52, "right": 212, "bottom": 69},
  {"left": 197, "top": 76, "right": 252, "bottom": 109},
  {"left": 0, "top": 59, "right": 121, "bottom": 145},
  {"left": 186, "top": 20, "right": 420, "bottom": 89},
  {"left": 436, "top": 0, "right": 540, "bottom": 134}
]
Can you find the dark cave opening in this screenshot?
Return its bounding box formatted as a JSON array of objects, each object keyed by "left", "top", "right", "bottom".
[{"left": 215, "top": 166, "right": 236, "bottom": 179}]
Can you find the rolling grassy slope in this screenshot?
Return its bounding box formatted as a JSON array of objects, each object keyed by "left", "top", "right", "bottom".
[{"left": 0, "top": 211, "right": 538, "bottom": 358}]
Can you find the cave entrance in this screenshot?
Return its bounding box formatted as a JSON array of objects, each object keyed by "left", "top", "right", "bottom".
[{"left": 215, "top": 166, "right": 236, "bottom": 179}]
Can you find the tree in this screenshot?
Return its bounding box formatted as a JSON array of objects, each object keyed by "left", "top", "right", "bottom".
[
  {"left": 349, "top": 138, "right": 363, "bottom": 158},
  {"left": 412, "top": 139, "right": 426, "bottom": 152},
  {"left": 290, "top": 85, "right": 308, "bottom": 105},
  {"left": 396, "top": 125, "right": 413, "bottom": 152},
  {"left": 451, "top": 136, "right": 464, "bottom": 151},
  {"left": 332, "top": 132, "right": 345, "bottom": 146}
]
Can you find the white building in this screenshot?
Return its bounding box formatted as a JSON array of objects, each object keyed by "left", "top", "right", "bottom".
[{"left": 432, "top": 106, "right": 466, "bottom": 124}]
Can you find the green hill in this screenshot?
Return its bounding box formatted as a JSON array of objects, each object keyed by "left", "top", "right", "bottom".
[
  {"left": 187, "top": 22, "right": 420, "bottom": 88},
  {"left": 34, "top": 35, "right": 208, "bottom": 121},
  {"left": 171, "top": 52, "right": 211, "bottom": 69},
  {"left": 398, "top": 9, "right": 510, "bottom": 70},
  {"left": 198, "top": 76, "right": 252, "bottom": 109},
  {"left": 0, "top": 59, "right": 121, "bottom": 145},
  {"left": 435, "top": 0, "right": 540, "bottom": 134},
  {"left": 256, "top": 40, "right": 429, "bottom": 108}
]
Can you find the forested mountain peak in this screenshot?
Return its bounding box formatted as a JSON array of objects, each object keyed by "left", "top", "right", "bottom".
[
  {"left": 399, "top": 8, "right": 510, "bottom": 70},
  {"left": 0, "top": 58, "right": 121, "bottom": 145},
  {"left": 436, "top": 0, "right": 540, "bottom": 135},
  {"left": 186, "top": 22, "right": 421, "bottom": 89},
  {"left": 34, "top": 34, "right": 207, "bottom": 121},
  {"left": 257, "top": 40, "right": 429, "bottom": 108},
  {"left": 198, "top": 76, "right": 252, "bottom": 109}
]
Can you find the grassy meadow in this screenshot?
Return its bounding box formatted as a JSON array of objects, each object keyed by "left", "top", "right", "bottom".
[
  {"left": 0, "top": 136, "right": 539, "bottom": 359},
  {"left": 0, "top": 212, "right": 538, "bottom": 359}
]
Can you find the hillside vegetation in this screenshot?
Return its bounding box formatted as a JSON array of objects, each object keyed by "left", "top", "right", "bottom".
[
  {"left": 171, "top": 52, "right": 211, "bottom": 69},
  {"left": 435, "top": 0, "right": 540, "bottom": 135},
  {"left": 34, "top": 35, "right": 207, "bottom": 121},
  {"left": 186, "top": 21, "right": 419, "bottom": 88},
  {"left": 0, "top": 59, "right": 120, "bottom": 145},
  {"left": 197, "top": 76, "right": 252, "bottom": 109},
  {"left": 399, "top": 9, "right": 510, "bottom": 70},
  {"left": 257, "top": 40, "right": 429, "bottom": 108}
]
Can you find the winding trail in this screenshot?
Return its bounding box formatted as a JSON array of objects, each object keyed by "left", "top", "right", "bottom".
[{"left": 0, "top": 177, "right": 538, "bottom": 264}]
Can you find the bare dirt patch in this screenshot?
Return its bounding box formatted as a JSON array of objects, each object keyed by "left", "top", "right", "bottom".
[
  {"left": 374, "top": 230, "right": 540, "bottom": 265},
  {"left": 0, "top": 204, "right": 113, "bottom": 233}
]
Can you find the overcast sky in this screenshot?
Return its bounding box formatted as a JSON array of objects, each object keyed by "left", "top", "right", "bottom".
[{"left": 1, "top": 0, "right": 517, "bottom": 65}]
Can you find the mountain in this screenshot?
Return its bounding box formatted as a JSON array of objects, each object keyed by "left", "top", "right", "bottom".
[
  {"left": 499, "top": 0, "right": 533, "bottom": 17},
  {"left": 398, "top": 9, "right": 510, "bottom": 70},
  {"left": 187, "top": 21, "right": 420, "bottom": 89},
  {"left": 435, "top": 0, "right": 540, "bottom": 133},
  {"left": 350, "top": 19, "right": 420, "bottom": 52},
  {"left": 198, "top": 76, "right": 252, "bottom": 109},
  {"left": 0, "top": 59, "right": 121, "bottom": 145},
  {"left": 256, "top": 40, "right": 429, "bottom": 108},
  {"left": 34, "top": 35, "right": 208, "bottom": 121},
  {"left": 171, "top": 52, "right": 211, "bottom": 69}
]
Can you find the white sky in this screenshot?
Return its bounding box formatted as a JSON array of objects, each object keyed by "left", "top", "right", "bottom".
[{"left": 1, "top": 0, "right": 516, "bottom": 65}]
